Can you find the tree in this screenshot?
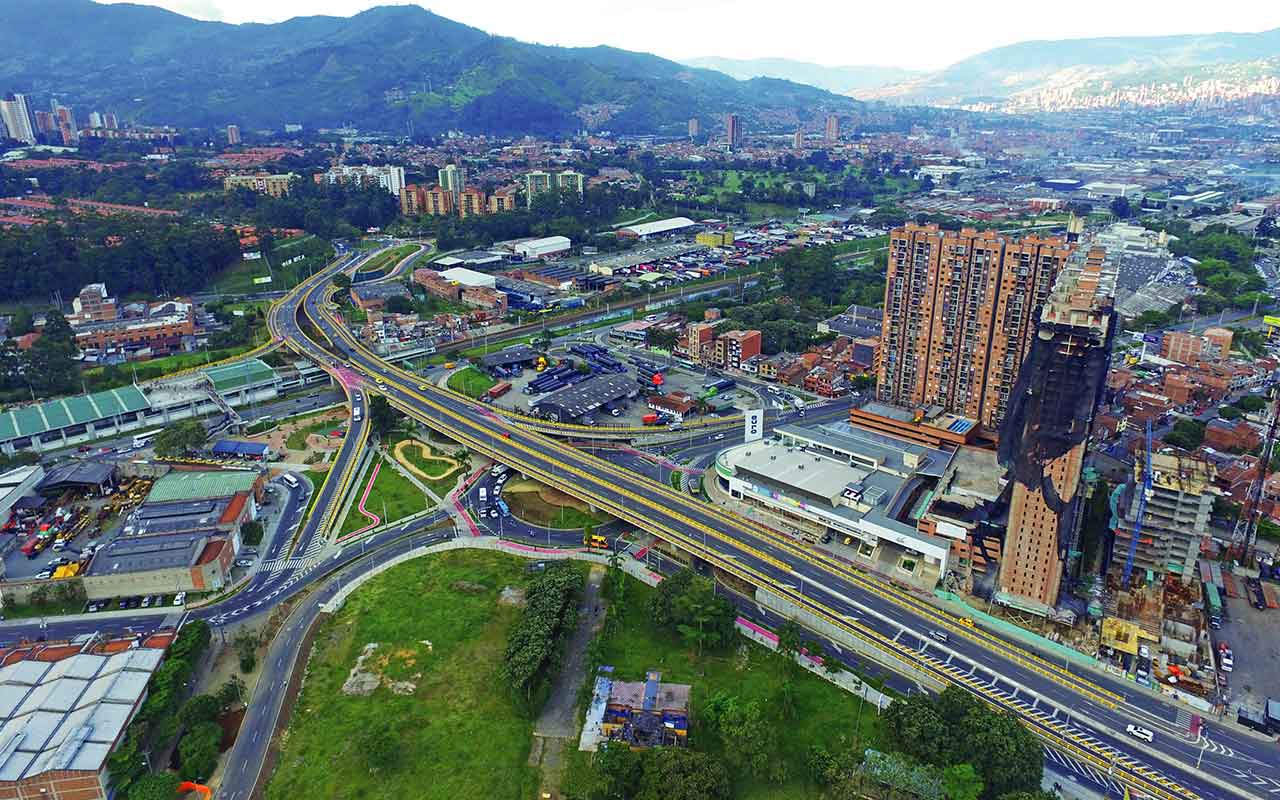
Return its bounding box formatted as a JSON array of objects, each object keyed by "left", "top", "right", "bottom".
[
  {"left": 1109, "top": 197, "right": 1133, "bottom": 219},
  {"left": 701, "top": 692, "right": 780, "bottom": 779},
  {"left": 331, "top": 273, "right": 352, "bottom": 290},
  {"left": 179, "top": 694, "right": 221, "bottom": 728},
  {"left": 1164, "top": 419, "right": 1206, "bottom": 450},
  {"left": 178, "top": 720, "right": 222, "bottom": 780},
  {"left": 592, "top": 744, "right": 641, "bottom": 800},
  {"left": 384, "top": 294, "right": 414, "bottom": 315},
  {"left": 217, "top": 676, "right": 246, "bottom": 709},
  {"left": 943, "top": 764, "right": 985, "bottom": 800},
  {"left": 776, "top": 620, "right": 804, "bottom": 662},
  {"left": 126, "top": 773, "right": 182, "bottom": 800},
  {"left": 1218, "top": 405, "right": 1244, "bottom": 421},
  {"left": 240, "top": 520, "right": 264, "bottom": 546},
  {"left": 234, "top": 629, "right": 259, "bottom": 674},
  {"left": 8, "top": 306, "right": 32, "bottom": 336},
  {"left": 648, "top": 569, "right": 736, "bottom": 655},
  {"left": 368, "top": 395, "right": 399, "bottom": 438},
  {"left": 637, "top": 748, "right": 731, "bottom": 800},
  {"left": 105, "top": 734, "right": 147, "bottom": 794},
  {"left": 153, "top": 420, "right": 208, "bottom": 457}
]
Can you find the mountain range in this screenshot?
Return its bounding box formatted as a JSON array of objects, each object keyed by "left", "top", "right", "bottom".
[
  {"left": 860, "top": 27, "right": 1280, "bottom": 111},
  {"left": 0, "top": 0, "right": 858, "bottom": 135},
  {"left": 681, "top": 57, "right": 921, "bottom": 95}
]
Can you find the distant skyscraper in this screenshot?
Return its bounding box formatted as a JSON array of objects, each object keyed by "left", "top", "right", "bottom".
[
  {"left": 997, "top": 247, "right": 1115, "bottom": 614},
  {"left": 0, "top": 93, "right": 37, "bottom": 144},
  {"left": 877, "top": 224, "right": 1076, "bottom": 434},
  {"left": 226, "top": 124, "right": 241, "bottom": 145},
  {"left": 724, "top": 113, "right": 741, "bottom": 152},
  {"left": 825, "top": 114, "right": 840, "bottom": 143},
  {"left": 33, "top": 110, "right": 54, "bottom": 136},
  {"left": 688, "top": 117, "right": 700, "bottom": 139},
  {"left": 87, "top": 111, "right": 104, "bottom": 129},
  {"left": 792, "top": 129, "right": 804, "bottom": 149},
  {"left": 104, "top": 112, "right": 118, "bottom": 130},
  {"left": 438, "top": 163, "right": 465, "bottom": 202}
]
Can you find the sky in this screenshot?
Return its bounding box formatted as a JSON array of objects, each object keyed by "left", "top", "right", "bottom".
[{"left": 97, "top": 0, "right": 1280, "bottom": 71}]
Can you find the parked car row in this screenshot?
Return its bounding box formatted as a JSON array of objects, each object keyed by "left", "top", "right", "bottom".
[{"left": 85, "top": 591, "right": 187, "bottom": 613}]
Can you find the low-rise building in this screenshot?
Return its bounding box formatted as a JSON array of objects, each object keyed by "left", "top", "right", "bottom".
[
  {"left": 222, "top": 172, "right": 296, "bottom": 197},
  {"left": 350, "top": 282, "right": 410, "bottom": 312},
  {"left": 713, "top": 329, "right": 761, "bottom": 370}
]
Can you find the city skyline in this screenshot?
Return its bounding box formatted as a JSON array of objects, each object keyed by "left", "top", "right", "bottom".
[{"left": 93, "top": 0, "right": 1280, "bottom": 71}]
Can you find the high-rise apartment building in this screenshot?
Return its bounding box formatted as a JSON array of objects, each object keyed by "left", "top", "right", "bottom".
[
  {"left": 319, "top": 164, "right": 405, "bottom": 196},
  {"left": 825, "top": 114, "right": 840, "bottom": 143},
  {"left": 223, "top": 173, "right": 297, "bottom": 198},
  {"left": 438, "top": 163, "right": 465, "bottom": 201},
  {"left": 489, "top": 185, "right": 519, "bottom": 214},
  {"left": 997, "top": 247, "right": 1115, "bottom": 613},
  {"left": 525, "top": 171, "right": 552, "bottom": 207},
  {"left": 399, "top": 184, "right": 428, "bottom": 216},
  {"left": 792, "top": 129, "right": 804, "bottom": 149},
  {"left": 457, "top": 187, "right": 487, "bottom": 218},
  {"left": 688, "top": 118, "right": 700, "bottom": 139},
  {"left": 555, "top": 170, "right": 585, "bottom": 196},
  {"left": 52, "top": 104, "right": 78, "bottom": 144},
  {"left": 226, "top": 124, "right": 241, "bottom": 145},
  {"left": 0, "top": 93, "right": 36, "bottom": 144},
  {"left": 103, "top": 112, "right": 118, "bottom": 130},
  {"left": 725, "top": 113, "right": 741, "bottom": 152},
  {"left": 877, "top": 224, "right": 1074, "bottom": 433},
  {"left": 88, "top": 111, "right": 104, "bottom": 129},
  {"left": 33, "top": 110, "right": 54, "bottom": 136},
  {"left": 423, "top": 185, "right": 453, "bottom": 216}
]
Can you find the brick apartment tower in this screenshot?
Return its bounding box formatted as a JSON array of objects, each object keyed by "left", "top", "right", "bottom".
[
  {"left": 997, "top": 247, "right": 1116, "bottom": 613},
  {"left": 877, "top": 224, "right": 1074, "bottom": 434}
]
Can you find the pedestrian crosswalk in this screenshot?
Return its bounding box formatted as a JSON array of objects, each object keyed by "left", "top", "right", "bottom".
[
  {"left": 1044, "top": 746, "right": 1125, "bottom": 795},
  {"left": 263, "top": 533, "right": 327, "bottom": 576}
]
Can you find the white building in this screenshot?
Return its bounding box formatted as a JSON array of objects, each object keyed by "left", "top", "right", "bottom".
[
  {"left": 437, "top": 267, "right": 496, "bottom": 288},
  {"left": 1083, "top": 182, "right": 1145, "bottom": 201},
  {"left": 618, "top": 217, "right": 697, "bottom": 240},
  {"left": 0, "top": 93, "right": 36, "bottom": 145},
  {"left": 513, "top": 236, "right": 571, "bottom": 259},
  {"left": 320, "top": 164, "right": 406, "bottom": 196}
]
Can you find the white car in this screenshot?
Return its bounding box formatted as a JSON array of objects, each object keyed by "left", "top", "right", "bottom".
[
  {"left": 1125, "top": 724, "right": 1155, "bottom": 743},
  {"left": 173, "top": 592, "right": 187, "bottom": 606}
]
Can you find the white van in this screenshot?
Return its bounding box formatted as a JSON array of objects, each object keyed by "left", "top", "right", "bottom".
[
  {"left": 282, "top": 473, "right": 300, "bottom": 489},
  {"left": 479, "top": 487, "right": 488, "bottom": 504}
]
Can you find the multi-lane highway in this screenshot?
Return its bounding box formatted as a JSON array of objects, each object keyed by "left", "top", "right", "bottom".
[
  {"left": 6, "top": 242, "right": 1276, "bottom": 799},
  {"left": 283, "top": 249, "right": 1280, "bottom": 800}
]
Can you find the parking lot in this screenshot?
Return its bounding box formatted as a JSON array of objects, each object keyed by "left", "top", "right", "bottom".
[
  {"left": 1216, "top": 591, "right": 1280, "bottom": 716},
  {"left": 478, "top": 349, "right": 756, "bottom": 427}
]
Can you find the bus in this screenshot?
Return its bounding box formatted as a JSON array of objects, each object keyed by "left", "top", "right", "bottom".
[
  {"left": 1204, "top": 583, "right": 1222, "bottom": 628},
  {"left": 132, "top": 429, "right": 163, "bottom": 449}
]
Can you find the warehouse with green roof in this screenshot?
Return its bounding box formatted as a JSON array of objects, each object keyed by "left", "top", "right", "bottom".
[{"left": 0, "top": 357, "right": 286, "bottom": 455}]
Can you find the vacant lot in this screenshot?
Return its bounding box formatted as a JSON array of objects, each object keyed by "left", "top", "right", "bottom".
[
  {"left": 263, "top": 551, "right": 539, "bottom": 800},
  {"left": 447, "top": 366, "right": 497, "bottom": 398},
  {"left": 503, "top": 479, "right": 611, "bottom": 529}
]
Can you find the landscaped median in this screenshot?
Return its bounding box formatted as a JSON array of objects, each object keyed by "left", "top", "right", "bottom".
[{"left": 336, "top": 456, "right": 432, "bottom": 537}]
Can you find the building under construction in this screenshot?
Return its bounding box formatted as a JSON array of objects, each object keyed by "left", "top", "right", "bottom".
[
  {"left": 997, "top": 246, "right": 1117, "bottom": 615},
  {"left": 1110, "top": 452, "right": 1217, "bottom": 585}
]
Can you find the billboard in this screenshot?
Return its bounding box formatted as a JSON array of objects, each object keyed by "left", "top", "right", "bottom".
[
  {"left": 1263, "top": 315, "right": 1280, "bottom": 328},
  {"left": 744, "top": 409, "right": 764, "bottom": 443},
  {"left": 252, "top": 276, "right": 273, "bottom": 285}
]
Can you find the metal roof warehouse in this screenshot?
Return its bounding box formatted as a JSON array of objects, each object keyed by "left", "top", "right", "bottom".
[
  {"left": 531, "top": 374, "right": 638, "bottom": 422},
  {"left": 0, "top": 386, "right": 150, "bottom": 452}
]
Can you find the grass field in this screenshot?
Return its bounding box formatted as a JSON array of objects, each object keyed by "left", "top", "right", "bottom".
[
  {"left": 360, "top": 244, "right": 420, "bottom": 277},
  {"left": 502, "top": 481, "right": 611, "bottom": 529},
  {"left": 446, "top": 366, "right": 497, "bottom": 398},
  {"left": 337, "top": 457, "right": 431, "bottom": 535},
  {"left": 285, "top": 413, "right": 347, "bottom": 451},
  {"left": 211, "top": 236, "right": 334, "bottom": 295},
  {"left": 391, "top": 435, "right": 465, "bottom": 498},
  {"left": 304, "top": 472, "right": 327, "bottom": 517},
  {"left": 562, "top": 580, "right": 883, "bottom": 800},
  {"left": 262, "top": 551, "right": 540, "bottom": 800}
]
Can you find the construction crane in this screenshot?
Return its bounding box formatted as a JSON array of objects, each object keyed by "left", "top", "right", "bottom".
[
  {"left": 1231, "top": 384, "right": 1280, "bottom": 565},
  {"left": 1122, "top": 420, "right": 1154, "bottom": 588}
]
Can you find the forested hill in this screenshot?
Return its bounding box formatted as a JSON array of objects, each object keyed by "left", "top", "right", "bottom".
[{"left": 0, "top": 0, "right": 858, "bottom": 135}]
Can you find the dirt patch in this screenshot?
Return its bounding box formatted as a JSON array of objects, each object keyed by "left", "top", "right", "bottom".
[
  {"left": 451, "top": 580, "right": 487, "bottom": 594},
  {"left": 499, "top": 586, "right": 527, "bottom": 607},
  {"left": 342, "top": 643, "right": 382, "bottom": 696}
]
